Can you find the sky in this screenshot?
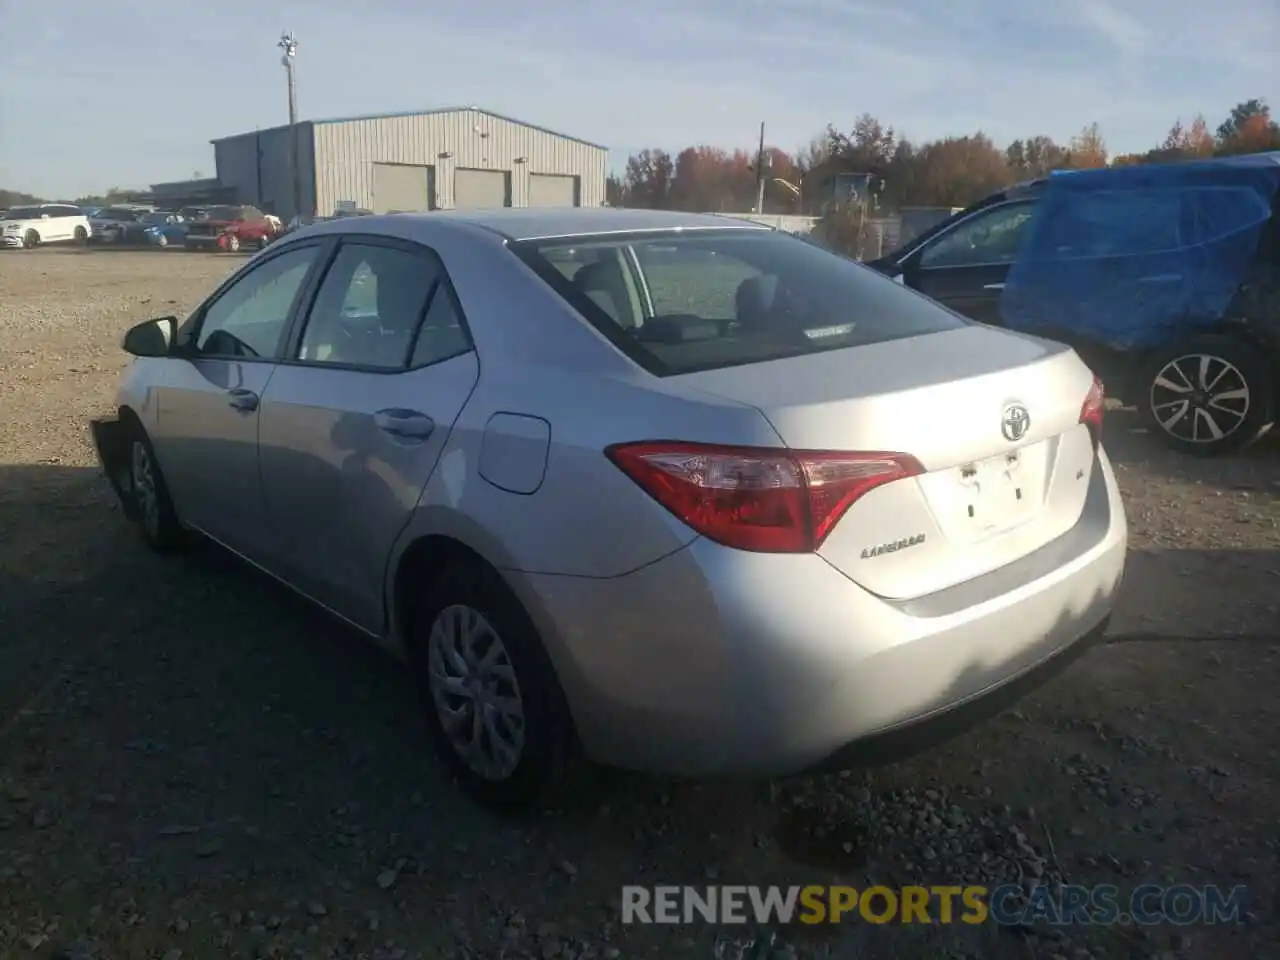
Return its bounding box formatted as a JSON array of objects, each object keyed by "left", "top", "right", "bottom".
[{"left": 1, "top": 0, "right": 1276, "bottom": 199}]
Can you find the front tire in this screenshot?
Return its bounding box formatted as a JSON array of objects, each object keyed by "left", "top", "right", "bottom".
[
  {"left": 155, "top": 233, "right": 169, "bottom": 248},
  {"left": 125, "top": 422, "right": 184, "bottom": 553},
  {"left": 224, "top": 234, "right": 241, "bottom": 253},
  {"left": 22, "top": 229, "right": 39, "bottom": 249},
  {"left": 1139, "top": 335, "right": 1273, "bottom": 456},
  {"left": 407, "top": 559, "right": 576, "bottom": 812}
]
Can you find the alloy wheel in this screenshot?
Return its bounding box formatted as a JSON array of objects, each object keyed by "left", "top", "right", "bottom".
[
  {"left": 426, "top": 603, "right": 526, "bottom": 781},
  {"left": 1149, "top": 353, "right": 1251, "bottom": 445}
]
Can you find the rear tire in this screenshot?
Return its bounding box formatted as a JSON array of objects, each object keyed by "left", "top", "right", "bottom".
[
  {"left": 73, "top": 226, "right": 88, "bottom": 245},
  {"left": 406, "top": 557, "right": 576, "bottom": 812},
  {"left": 124, "top": 420, "right": 185, "bottom": 553},
  {"left": 1138, "top": 335, "right": 1273, "bottom": 457}
]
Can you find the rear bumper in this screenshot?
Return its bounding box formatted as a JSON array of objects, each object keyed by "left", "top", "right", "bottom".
[
  {"left": 90, "top": 418, "right": 137, "bottom": 520},
  {"left": 511, "top": 449, "right": 1127, "bottom": 777}
]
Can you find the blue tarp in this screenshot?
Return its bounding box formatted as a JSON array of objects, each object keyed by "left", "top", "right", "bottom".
[{"left": 1001, "top": 152, "right": 1280, "bottom": 350}]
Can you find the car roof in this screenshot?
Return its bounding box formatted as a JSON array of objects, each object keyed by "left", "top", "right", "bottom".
[{"left": 394, "top": 208, "right": 774, "bottom": 241}]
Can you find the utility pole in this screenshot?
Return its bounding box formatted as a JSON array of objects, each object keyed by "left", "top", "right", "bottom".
[
  {"left": 754, "top": 122, "right": 767, "bottom": 214},
  {"left": 278, "top": 32, "right": 300, "bottom": 220}
]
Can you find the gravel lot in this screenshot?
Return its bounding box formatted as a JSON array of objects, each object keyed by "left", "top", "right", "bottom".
[{"left": 1, "top": 248, "right": 1277, "bottom": 960}]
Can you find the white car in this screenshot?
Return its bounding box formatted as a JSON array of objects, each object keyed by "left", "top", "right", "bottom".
[{"left": 1, "top": 204, "right": 91, "bottom": 249}]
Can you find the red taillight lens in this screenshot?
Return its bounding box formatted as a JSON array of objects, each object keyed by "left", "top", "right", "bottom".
[
  {"left": 605, "top": 441, "right": 923, "bottom": 553},
  {"left": 1079, "top": 376, "right": 1105, "bottom": 446}
]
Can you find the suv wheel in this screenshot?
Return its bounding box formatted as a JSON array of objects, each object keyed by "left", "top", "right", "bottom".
[
  {"left": 224, "top": 234, "right": 241, "bottom": 253},
  {"left": 22, "top": 229, "right": 39, "bottom": 249},
  {"left": 1139, "top": 335, "right": 1273, "bottom": 456}
]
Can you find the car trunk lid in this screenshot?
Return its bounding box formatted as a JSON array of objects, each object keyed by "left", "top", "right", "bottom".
[{"left": 672, "top": 325, "right": 1099, "bottom": 599}]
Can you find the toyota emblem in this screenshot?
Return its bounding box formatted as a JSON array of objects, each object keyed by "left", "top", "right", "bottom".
[{"left": 1001, "top": 403, "right": 1030, "bottom": 442}]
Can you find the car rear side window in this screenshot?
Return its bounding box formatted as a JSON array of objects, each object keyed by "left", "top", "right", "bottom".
[
  {"left": 296, "top": 241, "right": 472, "bottom": 371},
  {"left": 511, "top": 229, "right": 967, "bottom": 376}
]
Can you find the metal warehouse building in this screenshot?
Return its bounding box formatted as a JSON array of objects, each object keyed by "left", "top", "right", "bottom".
[{"left": 211, "top": 106, "right": 608, "bottom": 220}]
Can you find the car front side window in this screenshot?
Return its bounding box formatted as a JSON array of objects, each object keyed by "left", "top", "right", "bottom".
[
  {"left": 196, "top": 246, "right": 320, "bottom": 359},
  {"left": 296, "top": 242, "right": 442, "bottom": 369},
  {"left": 919, "top": 203, "right": 1037, "bottom": 269}
]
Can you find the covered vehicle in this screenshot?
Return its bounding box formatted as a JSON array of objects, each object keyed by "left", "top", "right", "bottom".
[
  {"left": 183, "top": 204, "right": 281, "bottom": 252},
  {"left": 870, "top": 152, "right": 1280, "bottom": 456}
]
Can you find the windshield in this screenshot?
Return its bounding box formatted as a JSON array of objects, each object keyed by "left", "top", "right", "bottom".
[
  {"left": 205, "top": 206, "right": 242, "bottom": 221},
  {"left": 3, "top": 207, "right": 42, "bottom": 220},
  {"left": 511, "top": 228, "right": 967, "bottom": 376}
]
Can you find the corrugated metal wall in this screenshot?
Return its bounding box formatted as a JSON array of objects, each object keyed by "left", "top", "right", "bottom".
[
  {"left": 212, "top": 123, "right": 317, "bottom": 220},
  {"left": 311, "top": 109, "right": 606, "bottom": 214}
]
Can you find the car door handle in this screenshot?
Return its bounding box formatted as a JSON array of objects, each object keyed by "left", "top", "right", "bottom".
[
  {"left": 983, "top": 283, "right": 1005, "bottom": 291},
  {"left": 1138, "top": 274, "right": 1183, "bottom": 283},
  {"left": 373, "top": 408, "right": 435, "bottom": 440},
  {"left": 227, "top": 388, "right": 259, "bottom": 412}
]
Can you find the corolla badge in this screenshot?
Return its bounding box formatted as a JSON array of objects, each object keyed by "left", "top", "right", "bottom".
[{"left": 1001, "top": 403, "right": 1031, "bottom": 442}]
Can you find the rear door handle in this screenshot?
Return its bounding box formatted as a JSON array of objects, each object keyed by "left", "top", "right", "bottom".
[
  {"left": 373, "top": 408, "right": 435, "bottom": 440},
  {"left": 983, "top": 283, "right": 1005, "bottom": 291},
  {"left": 227, "top": 388, "right": 259, "bottom": 412}
]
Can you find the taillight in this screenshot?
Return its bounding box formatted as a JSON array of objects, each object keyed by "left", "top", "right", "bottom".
[
  {"left": 1079, "top": 375, "right": 1105, "bottom": 447},
  {"left": 605, "top": 441, "right": 923, "bottom": 553}
]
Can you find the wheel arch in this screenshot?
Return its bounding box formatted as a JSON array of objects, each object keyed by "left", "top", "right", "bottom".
[{"left": 384, "top": 512, "right": 584, "bottom": 723}]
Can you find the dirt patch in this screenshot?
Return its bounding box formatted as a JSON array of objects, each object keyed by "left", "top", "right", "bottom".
[{"left": 0, "top": 249, "right": 1277, "bottom": 960}]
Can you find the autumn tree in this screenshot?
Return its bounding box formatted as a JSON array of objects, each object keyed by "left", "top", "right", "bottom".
[
  {"left": 1215, "top": 99, "right": 1280, "bottom": 154},
  {"left": 907, "top": 134, "right": 1011, "bottom": 207},
  {"left": 1004, "top": 136, "right": 1070, "bottom": 178},
  {"left": 623, "top": 149, "right": 675, "bottom": 209},
  {"left": 1065, "top": 123, "right": 1108, "bottom": 169}
]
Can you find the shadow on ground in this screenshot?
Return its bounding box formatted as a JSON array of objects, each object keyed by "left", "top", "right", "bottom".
[{"left": 1, "top": 463, "right": 1276, "bottom": 959}]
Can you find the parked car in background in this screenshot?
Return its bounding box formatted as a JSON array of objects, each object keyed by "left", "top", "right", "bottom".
[
  {"left": 139, "top": 211, "right": 191, "bottom": 247},
  {"left": 1, "top": 203, "right": 91, "bottom": 249},
  {"left": 176, "top": 206, "right": 209, "bottom": 222},
  {"left": 868, "top": 152, "right": 1280, "bottom": 456},
  {"left": 90, "top": 208, "right": 1125, "bottom": 809},
  {"left": 183, "top": 204, "right": 282, "bottom": 252},
  {"left": 81, "top": 206, "right": 103, "bottom": 218},
  {"left": 90, "top": 207, "right": 150, "bottom": 244}
]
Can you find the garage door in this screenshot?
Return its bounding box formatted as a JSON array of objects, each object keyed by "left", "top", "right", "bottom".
[
  {"left": 528, "top": 173, "right": 579, "bottom": 208},
  {"left": 453, "top": 169, "right": 510, "bottom": 209},
  {"left": 372, "top": 163, "right": 435, "bottom": 213}
]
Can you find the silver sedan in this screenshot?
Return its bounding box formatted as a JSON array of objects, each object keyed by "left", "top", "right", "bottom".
[{"left": 90, "top": 208, "right": 1127, "bottom": 809}]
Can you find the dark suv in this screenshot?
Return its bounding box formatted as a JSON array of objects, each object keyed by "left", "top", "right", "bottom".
[{"left": 870, "top": 154, "right": 1280, "bottom": 456}]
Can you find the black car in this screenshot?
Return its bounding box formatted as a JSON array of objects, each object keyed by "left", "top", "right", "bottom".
[{"left": 869, "top": 156, "right": 1280, "bottom": 456}]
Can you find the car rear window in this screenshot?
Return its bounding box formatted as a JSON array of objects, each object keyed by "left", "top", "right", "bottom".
[{"left": 510, "top": 229, "right": 967, "bottom": 376}]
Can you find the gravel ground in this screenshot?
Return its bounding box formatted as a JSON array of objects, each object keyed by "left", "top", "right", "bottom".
[{"left": 1, "top": 248, "right": 1277, "bottom": 960}]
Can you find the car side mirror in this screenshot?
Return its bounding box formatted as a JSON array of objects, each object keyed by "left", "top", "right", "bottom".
[{"left": 122, "top": 316, "right": 177, "bottom": 357}]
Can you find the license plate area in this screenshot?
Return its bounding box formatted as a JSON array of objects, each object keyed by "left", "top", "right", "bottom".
[{"left": 955, "top": 449, "right": 1037, "bottom": 537}]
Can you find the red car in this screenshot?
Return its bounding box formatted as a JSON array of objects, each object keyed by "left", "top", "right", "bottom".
[{"left": 183, "top": 204, "right": 282, "bottom": 252}]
